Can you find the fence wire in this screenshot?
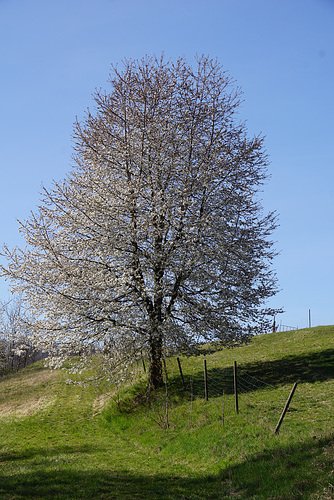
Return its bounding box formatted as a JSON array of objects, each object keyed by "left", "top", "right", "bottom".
[
  {"left": 131, "top": 356, "right": 321, "bottom": 433},
  {"left": 158, "top": 357, "right": 306, "bottom": 431}
]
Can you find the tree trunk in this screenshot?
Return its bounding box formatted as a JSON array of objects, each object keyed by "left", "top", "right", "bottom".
[{"left": 148, "top": 332, "right": 164, "bottom": 391}]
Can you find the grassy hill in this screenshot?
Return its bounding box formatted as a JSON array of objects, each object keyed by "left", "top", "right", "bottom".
[{"left": 0, "top": 326, "right": 333, "bottom": 499}]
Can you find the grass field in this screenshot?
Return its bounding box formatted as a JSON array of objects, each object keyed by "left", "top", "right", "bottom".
[{"left": 0, "top": 326, "right": 333, "bottom": 499}]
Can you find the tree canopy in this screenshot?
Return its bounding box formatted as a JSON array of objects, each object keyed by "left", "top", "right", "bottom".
[{"left": 1, "top": 55, "right": 279, "bottom": 390}]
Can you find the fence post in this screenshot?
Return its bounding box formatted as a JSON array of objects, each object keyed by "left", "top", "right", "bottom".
[
  {"left": 233, "top": 361, "right": 239, "bottom": 414},
  {"left": 177, "top": 357, "right": 185, "bottom": 388},
  {"left": 141, "top": 353, "right": 146, "bottom": 373},
  {"left": 163, "top": 358, "right": 169, "bottom": 429},
  {"left": 190, "top": 376, "right": 193, "bottom": 427},
  {"left": 204, "top": 359, "right": 208, "bottom": 401},
  {"left": 274, "top": 382, "right": 298, "bottom": 434},
  {"left": 163, "top": 358, "right": 168, "bottom": 383}
]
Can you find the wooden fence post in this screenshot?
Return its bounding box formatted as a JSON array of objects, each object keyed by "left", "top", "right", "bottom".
[
  {"left": 190, "top": 376, "right": 193, "bottom": 427},
  {"left": 177, "top": 357, "right": 185, "bottom": 388},
  {"left": 274, "top": 382, "right": 298, "bottom": 434},
  {"left": 204, "top": 359, "right": 208, "bottom": 401},
  {"left": 141, "top": 351, "right": 146, "bottom": 372},
  {"left": 163, "top": 358, "right": 169, "bottom": 429},
  {"left": 163, "top": 358, "right": 168, "bottom": 383},
  {"left": 234, "top": 361, "right": 239, "bottom": 414}
]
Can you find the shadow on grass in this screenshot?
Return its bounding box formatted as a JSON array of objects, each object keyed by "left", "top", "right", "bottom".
[
  {"left": 165, "top": 348, "right": 334, "bottom": 400},
  {"left": 220, "top": 435, "right": 334, "bottom": 500},
  {"left": 0, "top": 444, "right": 97, "bottom": 462},
  {"left": 240, "top": 348, "right": 334, "bottom": 386},
  {"left": 1, "top": 438, "right": 333, "bottom": 499}
]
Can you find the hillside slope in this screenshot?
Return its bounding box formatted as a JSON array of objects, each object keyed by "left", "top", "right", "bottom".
[{"left": 0, "top": 326, "right": 333, "bottom": 499}]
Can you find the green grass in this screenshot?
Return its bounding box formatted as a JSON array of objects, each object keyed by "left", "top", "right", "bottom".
[{"left": 0, "top": 326, "right": 333, "bottom": 499}]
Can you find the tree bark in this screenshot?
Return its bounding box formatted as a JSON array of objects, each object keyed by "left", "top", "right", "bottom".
[{"left": 148, "top": 331, "right": 164, "bottom": 391}]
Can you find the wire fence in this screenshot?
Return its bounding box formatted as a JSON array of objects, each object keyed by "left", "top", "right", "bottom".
[
  {"left": 274, "top": 324, "right": 298, "bottom": 332},
  {"left": 193, "top": 364, "right": 288, "bottom": 417},
  {"left": 110, "top": 352, "right": 331, "bottom": 498},
  {"left": 143, "top": 356, "right": 304, "bottom": 433},
  {"left": 125, "top": 350, "right": 331, "bottom": 436}
]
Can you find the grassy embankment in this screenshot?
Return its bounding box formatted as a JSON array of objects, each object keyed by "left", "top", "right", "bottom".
[{"left": 0, "top": 326, "right": 333, "bottom": 499}]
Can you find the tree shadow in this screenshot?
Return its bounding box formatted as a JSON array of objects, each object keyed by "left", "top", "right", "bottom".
[
  {"left": 219, "top": 435, "right": 334, "bottom": 499},
  {"left": 0, "top": 444, "right": 97, "bottom": 463},
  {"left": 0, "top": 440, "right": 219, "bottom": 500},
  {"left": 1, "top": 437, "right": 332, "bottom": 499},
  {"left": 240, "top": 348, "right": 334, "bottom": 386},
  {"left": 166, "top": 348, "right": 334, "bottom": 400}
]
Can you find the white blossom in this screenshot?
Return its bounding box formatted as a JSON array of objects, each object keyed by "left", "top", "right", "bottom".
[{"left": 1, "top": 55, "right": 280, "bottom": 390}]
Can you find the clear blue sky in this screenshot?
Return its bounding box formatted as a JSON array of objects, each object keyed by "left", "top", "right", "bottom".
[{"left": 1, "top": 0, "right": 333, "bottom": 329}]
